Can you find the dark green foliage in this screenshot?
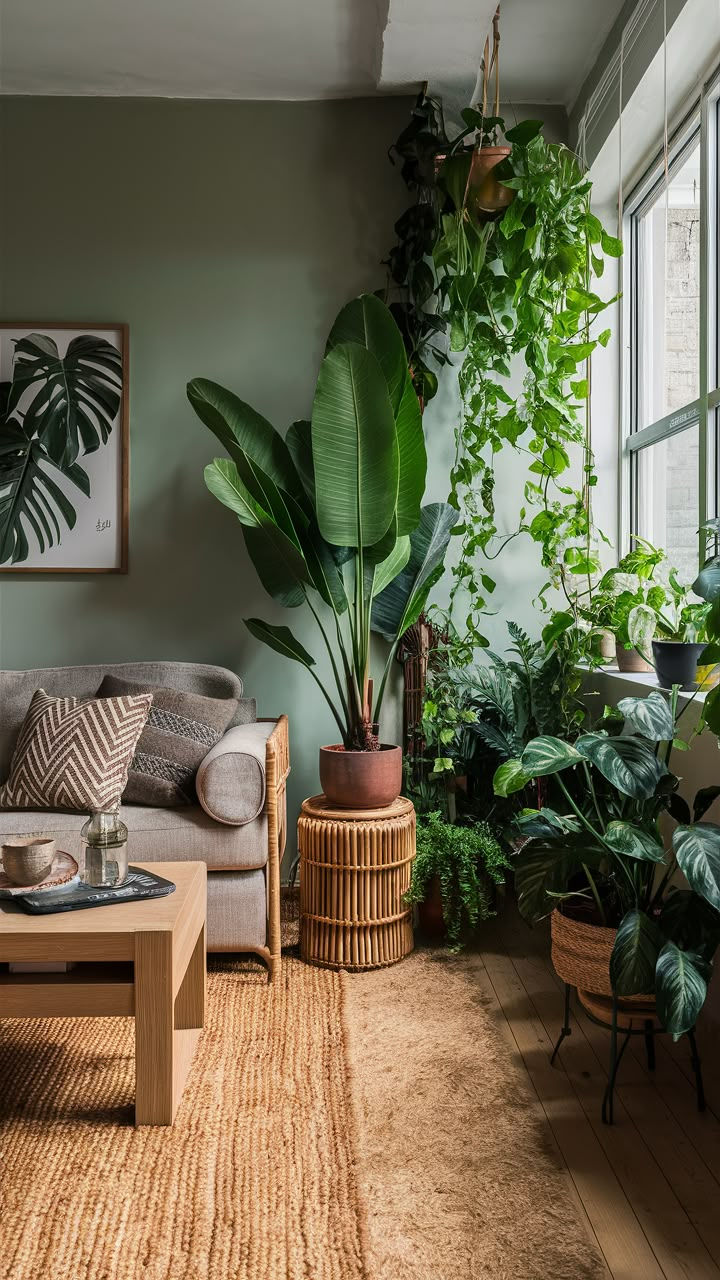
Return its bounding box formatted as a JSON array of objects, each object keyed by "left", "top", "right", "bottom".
[{"left": 405, "top": 811, "right": 509, "bottom": 949}]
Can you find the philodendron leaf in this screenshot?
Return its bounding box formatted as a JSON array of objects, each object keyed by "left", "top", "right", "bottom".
[
  {"left": 617, "top": 691, "right": 674, "bottom": 741},
  {"left": 659, "top": 890, "right": 720, "bottom": 962},
  {"left": 655, "top": 941, "right": 710, "bottom": 1039},
  {"left": 610, "top": 909, "right": 663, "bottom": 997},
  {"left": 575, "top": 733, "right": 667, "bottom": 799},
  {"left": 521, "top": 736, "right": 582, "bottom": 778},
  {"left": 693, "top": 556, "right": 720, "bottom": 602},
  {"left": 514, "top": 836, "right": 601, "bottom": 926},
  {"left": 672, "top": 823, "right": 720, "bottom": 912},
  {"left": 514, "top": 808, "right": 582, "bottom": 838},
  {"left": 604, "top": 821, "right": 666, "bottom": 862},
  {"left": 693, "top": 786, "right": 720, "bottom": 822},
  {"left": 244, "top": 618, "right": 316, "bottom": 668},
  {"left": 493, "top": 758, "right": 530, "bottom": 798},
  {"left": 627, "top": 603, "right": 656, "bottom": 654}
]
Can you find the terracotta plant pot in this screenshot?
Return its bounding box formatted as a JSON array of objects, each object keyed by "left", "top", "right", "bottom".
[
  {"left": 615, "top": 642, "right": 652, "bottom": 674},
  {"left": 319, "top": 744, "right": 402, "bottom": 810},
  {"left": 467, "top": 145, "right": 514, "bottom": 216},
  {"left": 551, "top": 907, "right": 654, "bottom": 1005},
  {"left": 417, "top": 874, "right": 445, "bottom": 940},
  {"left": 652, "top": 640, "right": 707, "bottom": 691}
]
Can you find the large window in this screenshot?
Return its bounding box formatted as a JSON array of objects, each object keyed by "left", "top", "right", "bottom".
[{"left": 623, "top": 73, "right": 720, "bottom": 576}]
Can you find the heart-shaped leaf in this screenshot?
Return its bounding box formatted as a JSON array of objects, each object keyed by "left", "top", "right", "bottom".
[
  {"left": 672, "top": 823, "right": 720, "bottom": 911},
  {"left": 655, "top": 941, "right": 710, "bottom": 1039},
  {"left": 617, "top": 691, "right": 674, "bottom": 741},
  {"left": 604, "top": 821, "right": 666, "bottom": 862},
  {"left": 693, "top": 786, "right": 720, "bottom": 822},
  {"left": 610, "top": 909, "right": 662, "bottom": 996},
  {"left": 575, "top": 733, "right": 667, "bottom": 799},
  {"left": 521, "top": 736, "right": 582, "bottom": 778},
  {"left": 493, "top": 758, "right": 530, "bottom": 798}
]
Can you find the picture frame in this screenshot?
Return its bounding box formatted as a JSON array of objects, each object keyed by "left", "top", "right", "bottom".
[{"left": 0, "top": 322, "right": 129, "bottom": 574}]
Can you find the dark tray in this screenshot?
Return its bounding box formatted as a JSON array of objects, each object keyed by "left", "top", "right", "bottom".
[{"left": 13, "top": 866, "right": 176, "bottom": 915}]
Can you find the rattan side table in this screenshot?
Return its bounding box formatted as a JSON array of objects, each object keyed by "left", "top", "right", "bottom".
[{"left": 298, "top": 794, "right": 416, "bottom": 971}]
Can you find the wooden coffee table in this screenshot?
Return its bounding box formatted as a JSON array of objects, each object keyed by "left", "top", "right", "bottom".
[{"left": 0, "top": 861, "right": 206, "bottom": 1126}]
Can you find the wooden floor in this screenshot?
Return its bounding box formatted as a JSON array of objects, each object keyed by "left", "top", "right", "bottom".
[{"left": 477, "top": 903, "right": 720, "bottom": 1280}]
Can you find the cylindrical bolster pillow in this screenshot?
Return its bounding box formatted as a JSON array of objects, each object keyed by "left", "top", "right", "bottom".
[{"left": 196, "top": 722, "right": 274, "bottom": 826}]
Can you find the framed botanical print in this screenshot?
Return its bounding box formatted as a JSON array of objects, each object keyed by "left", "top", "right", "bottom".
[{"left": 0, "top": 322, "right": 129, "bottom": 573}]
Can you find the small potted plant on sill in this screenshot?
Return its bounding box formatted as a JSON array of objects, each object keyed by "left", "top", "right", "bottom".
[
  {"left": 583, "top": 538, "right": 667, "bottom": 674},
  {"left": 493, "top": 689, "right": 720, "bottom": 1036},
  {"left": 405, "top": 811, "right": 509, "bottom": 949},
  {"left": 188, "top": 294, "right": 456, "bottom": 810}
]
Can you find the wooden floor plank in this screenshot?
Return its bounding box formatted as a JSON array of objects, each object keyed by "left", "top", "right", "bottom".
[
  {"left": 498, "top": 933, "right": 720, "bottom": 1280},
  {"left": 480, "top": 945, "right": 665, "bottom": 1280}
]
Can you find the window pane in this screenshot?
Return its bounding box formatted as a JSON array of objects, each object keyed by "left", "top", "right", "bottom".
[
  {"left": 636, "top": 144, "right": 701, "bottom": 429},
  {"left": 635, "top": 423, "right": 699, "bottom": 581}
]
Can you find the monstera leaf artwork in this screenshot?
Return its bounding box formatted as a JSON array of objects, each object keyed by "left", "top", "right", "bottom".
[{"left": 0, "top": 327, "right": 126, "bottom": 570}]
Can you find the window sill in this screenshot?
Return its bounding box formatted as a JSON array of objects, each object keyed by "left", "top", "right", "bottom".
[{"left": 582, "top": 665, "right": 711, "bottom": 704}]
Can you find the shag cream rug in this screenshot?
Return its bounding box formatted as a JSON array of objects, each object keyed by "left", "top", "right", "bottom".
[{"left": 0, "top": 928, "right": 605, "bottom": 1279}]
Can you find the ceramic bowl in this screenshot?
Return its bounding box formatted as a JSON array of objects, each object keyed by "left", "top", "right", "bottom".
[{"left": 1, "top": 837, "right": 56, "bottom": 886}]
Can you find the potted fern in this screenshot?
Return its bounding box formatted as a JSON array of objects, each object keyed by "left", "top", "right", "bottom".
[{"left": 406, "top": 811, "right": 509, "bottom": 949}]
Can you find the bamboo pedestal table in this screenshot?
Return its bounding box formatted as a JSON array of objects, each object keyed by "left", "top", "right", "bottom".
[{"left": 298, "top": 794, "right": 415, "bottom": 971}]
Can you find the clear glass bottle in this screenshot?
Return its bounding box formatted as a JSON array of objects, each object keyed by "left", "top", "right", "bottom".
[{"left": 81, "top": 808, "right": 129, "bottom": 887}]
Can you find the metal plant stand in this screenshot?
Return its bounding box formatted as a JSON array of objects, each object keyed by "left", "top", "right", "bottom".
[{"left": 551, "top": 984, "right": 706, "bottom": 1125}]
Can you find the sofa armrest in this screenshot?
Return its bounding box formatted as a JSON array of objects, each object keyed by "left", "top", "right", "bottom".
[{"left": 196, "top": 721, "right": 276, "bottom": 827}]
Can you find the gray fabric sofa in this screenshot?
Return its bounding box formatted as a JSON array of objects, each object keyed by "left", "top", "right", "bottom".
[{"left": 0, "top": 662, "right": 289, "bottom": 978}]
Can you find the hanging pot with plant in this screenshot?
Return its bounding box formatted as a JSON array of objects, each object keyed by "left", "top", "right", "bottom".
[{"left": 188, "top": 294, "right": 457, "bottom": 811}]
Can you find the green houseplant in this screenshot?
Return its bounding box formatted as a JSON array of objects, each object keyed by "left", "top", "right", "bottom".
[
  {"left": 493, "top": 689, "right": 720, "bottom": 1037},
  {"left": 405, "top": 810, "right": 509, "bottom": 949},
  {"left": 188, "top": 294, "right": 457, "bottom": 808}
]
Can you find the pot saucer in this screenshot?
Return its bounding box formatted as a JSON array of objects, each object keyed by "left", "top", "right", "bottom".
[{"left": 0, "top": 850, "right": 79, "bottom": 898}]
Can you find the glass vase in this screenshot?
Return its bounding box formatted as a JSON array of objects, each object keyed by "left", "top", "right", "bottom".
[{"left": 81, "top": 808, "right": 129, "bottom": 887}]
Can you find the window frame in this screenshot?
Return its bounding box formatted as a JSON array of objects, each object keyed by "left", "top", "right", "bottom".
[{"left": 620, "top": 65, "right": 720, "bottom": 562}]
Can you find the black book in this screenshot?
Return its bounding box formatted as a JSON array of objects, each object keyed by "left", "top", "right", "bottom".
[{"left": 14, "top": 866, "right": 176, "bottom": 915}]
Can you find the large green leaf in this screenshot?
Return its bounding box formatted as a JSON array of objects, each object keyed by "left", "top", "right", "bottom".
[
  {"left": 659, "top": 890, "right": 720, "bottom": 963},
  {"left": 575, "top": 733, "right": 667, "bottom": 799},
  {"left": 617, "top": 691, "right": 674, "bottom": 741},
  {"left": 672, "top": 823, "right": 720, "bottom": 911},
  {"left": 521, "top": 736, "right": 582, "bottom": 778},
  {"left": 0, "top": 433, "right": 88, "bottom": 565},
  {"left": 693, "top": 786, "right": 720, "bottom": 822},
  {"left": 285, "top": 419, "right": 315, "bottom": 505},
  {"left": 371, "top": 503, "right": 458, "bottom": 641},
  {"left": 515, "top": 836, "right": 600, "bottom": 925},
  {"left": 326, "top": 294, "right": 407, "bottom": 413},
  {"left": 394, "top": 373, "right": 427, "bottom": 536},
  {"left": 372, "top": 535, "right": 411, "bottom": 599},
  {"left": 693, "top": 557, "right": 720, "bottom": 602},
  {"left": 493, "top": 759, "right": 530, "bottom": 798},
  {"left": 244, "top": 618, "right": 316, "bottom": 668},
  {"left": 655, "top": 941, "right": 709, "bottom": 1038},
  {"left": 311, "top": 342, "right": 398, "bottom": 548},
  {"left": 8, "top": 333, "right": 122, "bottom": 469},
  {"left": 610, "top": 909, "right": 662, "bottom": 996},
  {"left": 188, "top": 379, "right": 304, "bottom": 502},
  {"left": 604, "top": 821, "right": 666, "bottom": 862}
]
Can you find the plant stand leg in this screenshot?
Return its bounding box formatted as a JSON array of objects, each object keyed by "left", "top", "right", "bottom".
[
  {"left": 688, "top": 1027, "right": 706, "bottom": 1113},
  {"left": 644, "top": 1019, "right": 656, "bottom": 1072},
  {"left": 602, "top": 996, "right": 632, "bottom": 1126},
  {"left": 551, "top": 984, "right": 572, "bottom": 1065}
]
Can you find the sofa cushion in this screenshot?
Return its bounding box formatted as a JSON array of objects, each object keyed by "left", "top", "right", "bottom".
[
  {"left": 0, "top": 663, "right": 252, "bottom": 785},
  {"left": 0, "top": 804, "right": 268, "bottom": 870},
  {"left": 196, "top": 721, "right": 276, "bottom": 826},
  {"left": 207, "top": 869, "right": 267, "bottom": 952},
  {"left": 97, "top": 674, "right": 238, "bottom": 807},
  {"left": 0, "top": 689, "right": 152, "bottom": 813}
]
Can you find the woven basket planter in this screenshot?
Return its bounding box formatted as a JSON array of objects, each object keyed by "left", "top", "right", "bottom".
[
  {"left": 299, "top": 794, "right": 415, "bottom": 972},
  {"left": 550, "top": 908, "right": 655, "bottom": 1006}
]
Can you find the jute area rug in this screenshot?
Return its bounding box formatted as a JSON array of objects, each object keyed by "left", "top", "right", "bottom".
[{"left": 0, "top": 915, "right": 606, "bottom": 1280}]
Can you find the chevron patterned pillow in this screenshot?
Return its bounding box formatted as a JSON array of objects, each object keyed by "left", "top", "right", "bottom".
[{"left": 0, "top": 689, "right": 153, "bottom": 812}]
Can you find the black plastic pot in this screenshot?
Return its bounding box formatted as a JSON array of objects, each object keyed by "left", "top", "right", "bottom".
[{"left": 651, "top": 640, "right": 706, "bottom": 690}]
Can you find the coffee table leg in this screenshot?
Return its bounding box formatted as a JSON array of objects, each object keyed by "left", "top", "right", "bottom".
[
  {"left": 135, "top": 930, "right": 174, "bottom": 1126},
  {"left": 175, "top": 925, "right": 206, "bottom": 1031}
]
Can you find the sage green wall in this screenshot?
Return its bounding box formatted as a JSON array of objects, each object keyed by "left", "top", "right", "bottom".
[{"left": 0, "top": 96, "right": 411, "bottom": 845}]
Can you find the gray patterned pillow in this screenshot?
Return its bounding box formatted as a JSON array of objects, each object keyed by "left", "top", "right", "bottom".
[{"left": 96, "top": 675, "right": 238, "bottom": 807}]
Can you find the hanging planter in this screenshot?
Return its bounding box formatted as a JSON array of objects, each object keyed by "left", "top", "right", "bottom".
[{"left": 467, "top": 144, "right": 514, "bottom": 217}]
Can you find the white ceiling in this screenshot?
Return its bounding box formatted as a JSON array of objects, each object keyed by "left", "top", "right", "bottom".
[{"left": 0, "top": 0, "right": 626, "bottom": 109}]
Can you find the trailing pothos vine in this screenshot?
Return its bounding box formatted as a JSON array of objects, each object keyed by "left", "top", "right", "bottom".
[{"left": 384, "top": 94, "right": 622, "bottom": 647}]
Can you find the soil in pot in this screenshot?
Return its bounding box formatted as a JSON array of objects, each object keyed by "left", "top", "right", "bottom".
[
  {"left": 615, "top": 642, "right": 652, "bottom": 674},
  {"left": 319, "top": 743, "right": 402, "bottom": 809},
  {"left": 652, "top": 639, "right": 707, "bottom": 690}
]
